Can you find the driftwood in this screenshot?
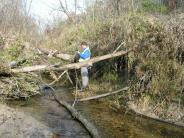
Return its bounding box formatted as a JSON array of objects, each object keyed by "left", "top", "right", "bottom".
[
  {"left": 11, "top": 50, "right": 131, "bottom": 73},
  {"left": 47, "top": 86, "right": 100, "bottom": 138},
  {"left": 37, "top": 47, "right": 73, "bottom": 61},
  {"left": 79, "top": 87, "right": 129, "bottom": 102}
]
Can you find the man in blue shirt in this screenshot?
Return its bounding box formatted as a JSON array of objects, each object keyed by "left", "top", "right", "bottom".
[{"left": 77, "top": 41, "right": 91, "bottom": 90}]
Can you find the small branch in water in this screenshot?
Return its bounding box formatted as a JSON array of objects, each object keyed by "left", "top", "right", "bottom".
[{"left": 79, "top": 87, "right": 129, "bottom": 102}]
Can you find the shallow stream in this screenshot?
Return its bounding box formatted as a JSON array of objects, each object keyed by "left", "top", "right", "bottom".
[{"left": 8, "top": 87, "right": 184, "bottom": 138}]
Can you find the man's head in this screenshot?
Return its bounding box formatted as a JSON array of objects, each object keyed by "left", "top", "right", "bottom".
[{"left": 80, "top": 41, "right": 88, "bottom": 49}]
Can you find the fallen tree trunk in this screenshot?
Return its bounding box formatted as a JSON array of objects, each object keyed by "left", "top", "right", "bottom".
[
  {"left": 11, "top": 50, "right": 131, "bottom": 73},
  {"left": 47, "top": 86, "right": 100, "bottom": 138},
  {"left": 79, "top": 87, "right": 129, "bottom": 102},
  {"left": 37, "top": 47, "right": 73, "bottom": 61},
  {"left": 56, "top": 99, "right": 100, "bottom": 138}
]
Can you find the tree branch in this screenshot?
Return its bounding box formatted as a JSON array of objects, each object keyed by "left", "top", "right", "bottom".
[{"left": 79, "top": 87, "right": 129, "bottom": 102}]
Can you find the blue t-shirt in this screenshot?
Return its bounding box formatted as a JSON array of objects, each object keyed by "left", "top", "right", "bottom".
[{"left": 79, "top": 47, "right": 91, "bottom": 60}]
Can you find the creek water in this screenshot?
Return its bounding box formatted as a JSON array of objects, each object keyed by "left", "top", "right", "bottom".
[{"left": 8, "top": 87, "right": 184, "bottom": 138}]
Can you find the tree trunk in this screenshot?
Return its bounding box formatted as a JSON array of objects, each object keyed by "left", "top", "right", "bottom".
[
  {"left": 37, "top": 47, "right": 73, "bottom": 61},
  {"left": 163, "top": 0, "right": 177, "bottom": 10},
  {"left": 11, "top": 50, "right": 131, "bottom": 73}
]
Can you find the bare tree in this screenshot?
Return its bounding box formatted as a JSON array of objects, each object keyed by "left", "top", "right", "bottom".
[
  {"left": 57, "top": 0, "right": 74, "bottom": 22},
  {"left": 0, "top": 0, "right": 39, "bottom": 40}
]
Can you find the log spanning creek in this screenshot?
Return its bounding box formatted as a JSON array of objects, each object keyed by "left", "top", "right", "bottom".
[{"left": 7, "top": 87, "right": 184, "bottom": 138}]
